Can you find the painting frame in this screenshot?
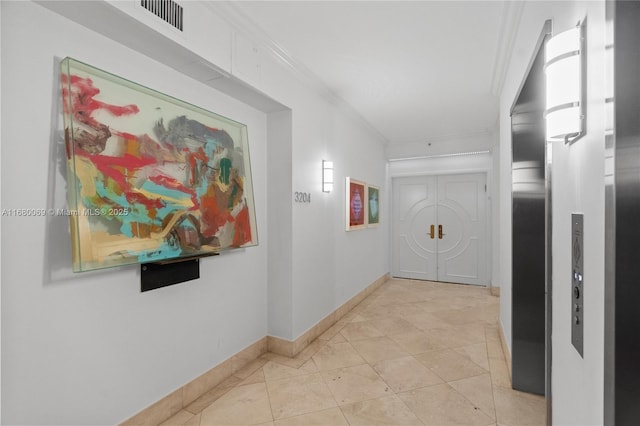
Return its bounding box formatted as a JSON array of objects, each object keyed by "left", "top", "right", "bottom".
[
  {"left": 346, "top": 177, "right": 367, "bottom": 231},
  {"left": 60, "top": 57, "right": 258, "bottom": 272},
  {"left": 367, "top": 184, "right": 380, "bottom": 227}
]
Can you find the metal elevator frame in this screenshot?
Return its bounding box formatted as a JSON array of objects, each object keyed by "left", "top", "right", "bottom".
[{"left": 604, "top": 1, "right": 640, "bottom": 424}]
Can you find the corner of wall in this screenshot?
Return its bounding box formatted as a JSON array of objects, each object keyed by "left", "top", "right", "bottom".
[{"left": 266, "top": 109, "right": 294, "bottom": 340}]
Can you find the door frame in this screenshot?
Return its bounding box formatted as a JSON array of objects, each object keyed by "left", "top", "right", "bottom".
[{"left": 390, "top": 169, "right": 492, "bottom": 286}]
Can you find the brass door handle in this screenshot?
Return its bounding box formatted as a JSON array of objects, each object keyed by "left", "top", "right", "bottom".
[
  {"left": 438, "top": 225, "right": 445, "bottom": 239},
  {"left": 429, "top": 225, "right": 435, "bottom": 239}
]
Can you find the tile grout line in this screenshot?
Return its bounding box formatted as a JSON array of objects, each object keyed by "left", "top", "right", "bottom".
[
  {"left": 262, "top": 367, "right": 277, "bottom": 426},
  {"left": 485, "top": 324, "right": 501, "bottom": 423},
  {"left": 441, "top": 328, "right": 498, "bottom": 422}
]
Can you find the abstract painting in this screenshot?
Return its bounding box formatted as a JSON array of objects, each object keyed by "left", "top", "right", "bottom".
[
  {"left": 60, "top": 57, "right": 258, "bottom": 272},
  {"left": 346, "top": 177, "right": 367, "bottom": 231},
  {"left": 367, "top": 184, "right": 380, "bottom": 227}
]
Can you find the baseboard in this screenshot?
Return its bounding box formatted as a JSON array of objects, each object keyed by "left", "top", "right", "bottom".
[
  {"left": 268, "top": 273, "right": 389, "bottom": 357},
  {"left": 120, "top": 336, "right": 268, "bottom": 425},
  {"left": 120, "top": 273, "right": 390, "bottom": 425},
  {"left": 498, "top": 320, "right": 512, "bottom": 379}
]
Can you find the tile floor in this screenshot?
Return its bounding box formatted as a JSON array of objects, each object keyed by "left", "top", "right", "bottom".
[{"left": 160, "top": 279, "right": 546, "bottom": 426}]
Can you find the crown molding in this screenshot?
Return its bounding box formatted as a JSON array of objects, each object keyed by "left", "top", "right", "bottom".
[
  {"left": 490, "top": 0, "right": 526, "bottom": 97},
  {"left": 202, "top": 1, "right": 389, "bottom": 146}
]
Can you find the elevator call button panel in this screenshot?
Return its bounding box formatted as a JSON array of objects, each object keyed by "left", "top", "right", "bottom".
[{"left": 572, "top": 213, "right": 584, "bottom": 357}]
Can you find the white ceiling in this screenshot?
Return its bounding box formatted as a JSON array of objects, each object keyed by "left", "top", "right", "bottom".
[{"left": 231, "top": 1, "right": 519, "bottom": 156}]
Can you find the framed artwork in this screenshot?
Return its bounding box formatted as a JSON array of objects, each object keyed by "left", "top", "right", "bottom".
[
  {"left": 346, "top": 177, "right": 367, "bottom": 231},
  {"left": 60, "top": 57, "right": 258, "bottom": 272},
  {"left": 367, "top": 184, "right": 380, "bottom": 227}
]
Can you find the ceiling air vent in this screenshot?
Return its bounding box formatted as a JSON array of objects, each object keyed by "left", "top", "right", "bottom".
[{"left": 141, "top": 0, "right": 183, "bottom": 31}]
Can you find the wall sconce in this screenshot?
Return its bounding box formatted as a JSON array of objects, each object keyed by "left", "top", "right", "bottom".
[
  {"left": 544, "top": 22, "right": 586, "bottom": 144},
  {"left": 322, "top": 160, "right": 334, "bottom": 193}
]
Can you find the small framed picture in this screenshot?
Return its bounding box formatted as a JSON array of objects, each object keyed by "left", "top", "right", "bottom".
[
  {"left": 367, "top": 184, "right": 380, "bottom": 227},
  {"left": 346, "top": 177, "right": 367, "bottom": 231}
]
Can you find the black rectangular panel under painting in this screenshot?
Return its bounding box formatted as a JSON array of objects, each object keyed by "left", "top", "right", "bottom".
[
  {"left": 141, "top": 259, "right": 200, "bottom": 292},
  {"left": 510, "top": 26, "right": 547, "bottom": 396}
]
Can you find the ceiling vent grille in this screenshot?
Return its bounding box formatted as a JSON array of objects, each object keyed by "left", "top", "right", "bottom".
[{"left": 141, "top": 0, "right": 183, "bottom": 31}]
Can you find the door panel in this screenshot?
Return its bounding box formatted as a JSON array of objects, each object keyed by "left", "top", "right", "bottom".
[
  {"left": 392, "top": 177, "right": 437, "bottom": 281},
  {"left": 437, "top": 174, "right": 486, "bottom": 285},
  {"left": 442, "top": 238, "right": 480, "bottom": 278},
  {"left": 398, "top": 183, "right": 432, "bottom": 220},
  {"left": 410, "top": 201, "right": 437, "bottom": 253},
  {"left": 398, "top": 234, "right": 434, "bottom": 279},
  {"left": 392, "top": 173, "right": 487, "bottom": 285}
]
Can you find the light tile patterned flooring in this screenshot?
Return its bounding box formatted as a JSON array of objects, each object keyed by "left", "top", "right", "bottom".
[{"left": 161, "top": 279, "right": 545, "bottom": 426}]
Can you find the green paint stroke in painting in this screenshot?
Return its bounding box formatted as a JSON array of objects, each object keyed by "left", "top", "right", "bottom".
[{"left": 220, "top": 158, "right": 232, "bottom": 185}]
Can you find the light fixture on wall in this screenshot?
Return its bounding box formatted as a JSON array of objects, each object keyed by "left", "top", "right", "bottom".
[
  {"left": 322, "top": 160, "right": 334, "bottom": 193},
  {"left": 544, "top": 22, "right": 586, "bottom": 144}
]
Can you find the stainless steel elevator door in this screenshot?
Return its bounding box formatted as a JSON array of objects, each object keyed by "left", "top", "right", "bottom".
[{"left": 511, "top": 31, "right": 547, "bottom": 396}]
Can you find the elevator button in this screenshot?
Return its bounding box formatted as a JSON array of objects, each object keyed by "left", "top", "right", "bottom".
[
  {"left": 574, "top": 286, "right": 580, "bottom": 299},
  {"left": 575, "top": 316, "right": 580, "bottom": 325},
  {"left": 575, "top": 303, "right": 580, "bottom": 312}
]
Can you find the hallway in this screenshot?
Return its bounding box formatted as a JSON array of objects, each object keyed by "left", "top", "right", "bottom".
[{"left": 159, "top": 279, "right": 545, "bottom": 425}]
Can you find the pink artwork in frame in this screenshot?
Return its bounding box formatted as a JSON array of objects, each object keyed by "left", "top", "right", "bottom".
[{"left": 346, "top": 177, "right": 367, "bottom": 231}]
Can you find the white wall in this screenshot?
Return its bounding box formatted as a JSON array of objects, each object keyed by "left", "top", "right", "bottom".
[
  {"left": 498, "top": 1, "right": 606, "bottom": 424},
  {"left": 238, "top": 5, "right": 389, "bottom": 340},
  {"left": 1, "top": 1, "right": 390, "bottom": 423},
  {"left": 267, "top": 110, "right": 293, "bottom": 339},
  {"left": 260, "top": 60, "right": 389, "bottom": 340},
  {"left": 1, "top": 2, "right": 268, "bottom": 424},
  {"left": 326, "top": 107, "right": 388, "bottom": 338},
  {"left": 491, "top": 135, "right": 501, "bottom": 291},
  {"left": 0, "top": 2, "right": 4, "bottom": 422}
]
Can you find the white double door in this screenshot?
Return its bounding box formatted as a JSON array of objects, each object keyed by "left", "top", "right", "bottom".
[{"left": 392, "top": 173, "right": 487, "bottom": 285}]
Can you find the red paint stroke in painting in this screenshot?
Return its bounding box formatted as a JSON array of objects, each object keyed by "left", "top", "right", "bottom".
[
  {"left": 77, "top": 150, "right": 163, "bottom": 211},
  {"left": 82, "top": 151, "right": 156, "bottom": 173},
  {"left": 199, "top": 184, "right": 236, "bottom": 238},
  {"left": 186, "top": 149, "right": 210, "bottom": 187},
  {"left": 233, "top": 205, "right": 252, "bottom": 246},
  {"left": 149, "top": 174, "right": 198, "bottom": 208},
  {"left": 62, "top": 74, "right": 139, "bottom": 124},
  {"left": 125, "top": 191, "right": 164, "bottom": 215}
]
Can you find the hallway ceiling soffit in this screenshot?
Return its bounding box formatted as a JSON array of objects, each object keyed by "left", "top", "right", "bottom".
[{"left": 35, "top": 1, "right": 288, "bottom": 113}]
